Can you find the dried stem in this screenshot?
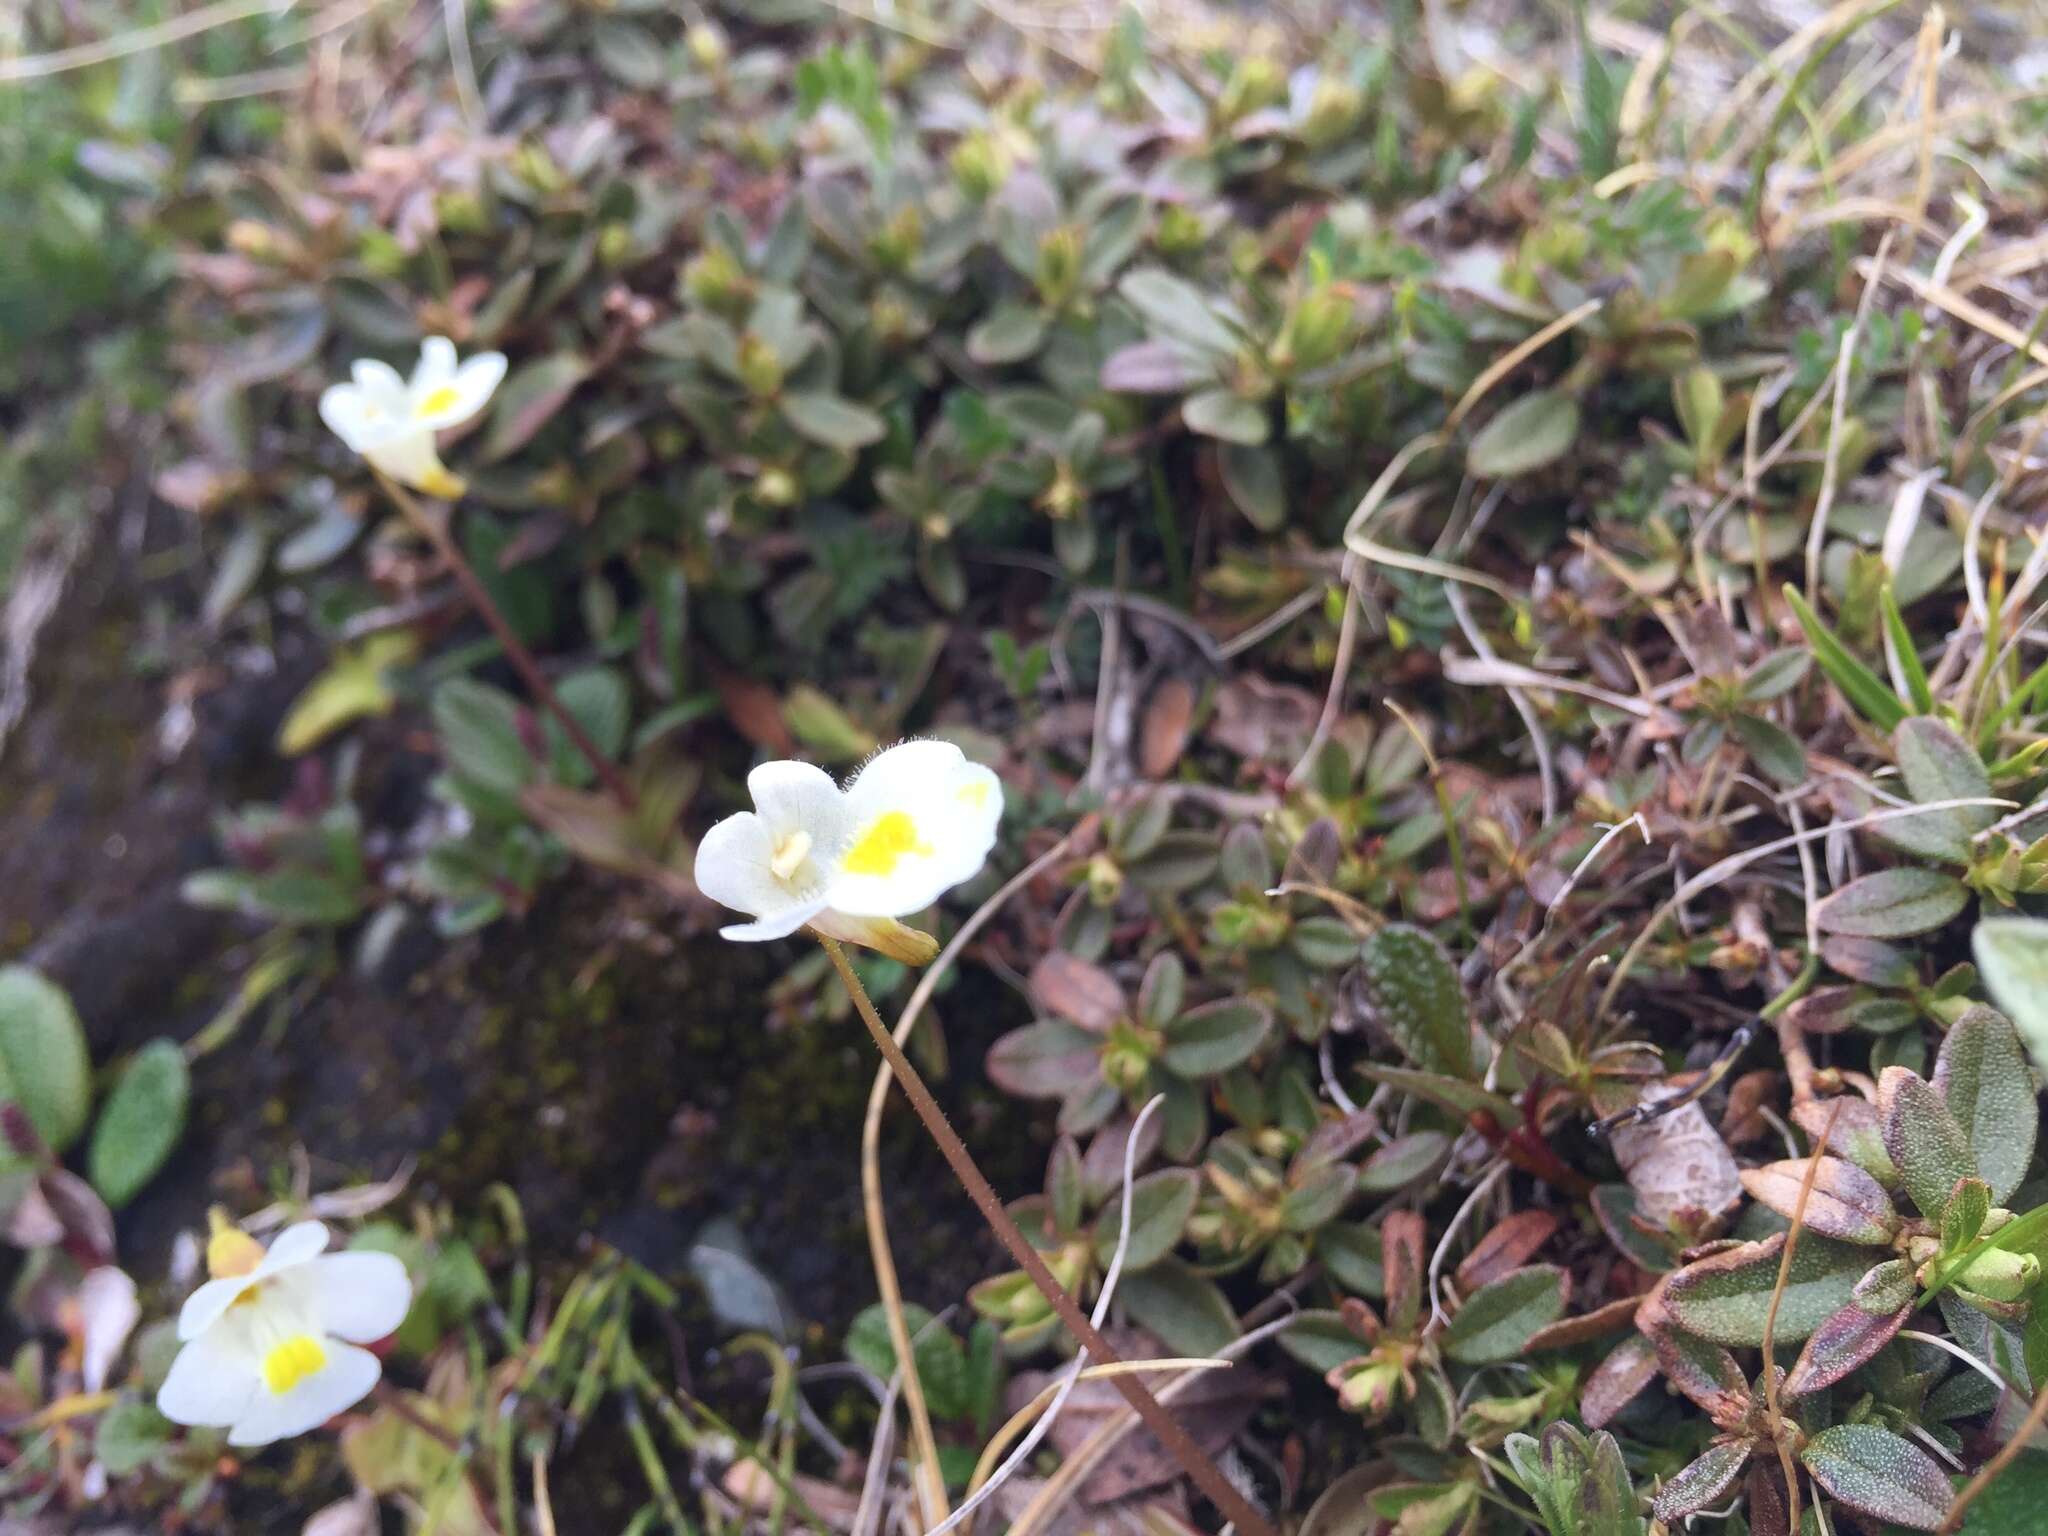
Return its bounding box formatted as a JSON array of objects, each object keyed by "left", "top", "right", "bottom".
[
  {"left": 374, "top": 473, "right": 636, "bottom": 808},
  {"left": 819, "top": 937, "right": 1279, "bottom": 1536},
  {"left": 1762, "top": 1097, "right": 1842, "bottom": 1536}
]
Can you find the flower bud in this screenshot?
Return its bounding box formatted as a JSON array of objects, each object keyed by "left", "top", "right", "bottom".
[
  {"left": 597, "top": 222, "right": 636, "bottom": 270},
  {"left": 437, "top": 189, "right": 488, "bottom": 236},
  {"left": 206, "top": 1208, "right": 264, "bottom": 1279},
  {"left": 737, "top": 333, "right": 784, "bottom": 397},
  {"left": 1156, "top": 205, "right": 1206, "bottom": 257},
  {"left": 870, "top": 205, "right": 923, "bottom": 274},
  {"left": 686, "top": 21, "right": 729, "bottom": 71},
  {"left": 1086, "top": 853, "right": 1123, "bottom": 905},
  {"left": 1039, "top": 465, "right": 1084, "bottom": 521},
  {"left": 1955, "top": 1246, "right": 2041, "bottom": 1303},
  {"left": 1035, "top": 225, "right": 1084, "bottom": 309},
  {"left": 754, "top": 466, "right": 800, "bottom": 507},
  {"left": 950, "top": 132, "right": 1011, "bottom": 201},
  {"left": 1216, "top": 57, "right": 1286, "bottom": 126},
  {"left": 683, "top": 245, "right": 753, "bottom": 313},
  {"left": 1271, "top": 287, "right": 1355, "bottom": 375},
  {"left": 1303, "top": 77, "right": 1363, "bottom": 148}
]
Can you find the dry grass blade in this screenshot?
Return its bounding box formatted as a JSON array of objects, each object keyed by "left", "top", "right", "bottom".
[{"left": 1762, "top": 1098, "right": 1843, "bottom": 1536}]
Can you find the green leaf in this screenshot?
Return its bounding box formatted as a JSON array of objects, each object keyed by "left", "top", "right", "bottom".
[
  {"left": 1506, "top": 1423, "right": 1646, "bottom": 1536},
  {"left": 1972, "top": 917, "right": 2048, "bottom": 1078},
  {"left": 1650, "top": 1443, "right": 1750, "bottom": 1524},
  {"left": 1954, "top": 1450, "right": 2048, "bottom": 1536},
  {"left": 277, "top": 631, "right": 417, "bottom": 755},
  {"left": 1320, "top": 1222, "right": 1384, "bottom": 1297},
  {"left": 1277, "top": 1310, "right": 1362, "bottom": 1374},
  {"left": 1353, "top": 924, "right": 1474, "bottom": 1079},
  {"left": 1162, "top": 998, "right": 1272, "bottom": 1077},
  {"left": 1442, "top": 1266, "right": 1568, "bottom": 1364},
  {"left": 1093, "top": 1168, "right": 1199, "bottom": 1270},
  {"left": 1880, "top": 1066, "right": 1977, "bottom": 1222},
  {"left": 1799, "top": 1424, "right": 1955, "bottom": 1532},
  {"left": 966, "top": 303, "right": 1049, "bottom": 365},
  {"left": 1812, "top": 867, "right": 1969, "bottom": 939},
  {"left": 1182, "top": 388, "right": 1269, "bottom": 445},
  {"left": 782, "top": 391, "right": 887, "bottom": 449},
  {"left": 94, "top": 1397, "right": 173, "bottom": 1477},
  {"left": 432, "top": 677, "right": 534, "bottom": 795},
  {"left": 0, "top": 966, "right": 92, "bottom": 1160},
  {"left": 546, "top": 667, "right": 630, "bottom": 785},
  {"left": 1118, "top": 267, "right": 1243, "bottom": 355},
  {"left": 1358, "top": 1131, "right": 1451, "bottom": 1193},
  {"left": 1118, "top": 1258, "right": 1240, "bottom": 1356},
  {"left": 1219, "top": 443, "right": 1286, "bottom": 531},
  {"left": 1881, "top": 583, "right": 1937, "bottom": 714},
  {"left": 88, "top": 1040, "right": 189, "bottom": 1208},
  {"left": 1728, "top": 713, "right": 1806, "bottom": 786},
  {"left": 1660, "top": 1231, "right": 1870, "bottom": 1344},
  {"left": 1468, "top": 389, "right": 1579, "bottom": 478},
  {"left": 1352, "top": 1064, "right": 1518, "bottom": 1125},
  {"left": 1934, "top": 1007, "right": 2037, "bottom": 1205},
  {"left": 1880, "top": 716, "right": 1996, "bottom": 862},
  {"left": 480, "top": 353, "right": 590, "bottom": 462},
  {"left": 1783, "top": 1259, "right": 1913, "bottom": 1396},
  {"left": 845, "top": 1304, "right": 972, "bottom": 1420},
  {"left": 781, "top": 684, "right": 878, "bottom": 763},
  {"left": 1782, "top": 584, "right": 1908, "bottom": 731}
]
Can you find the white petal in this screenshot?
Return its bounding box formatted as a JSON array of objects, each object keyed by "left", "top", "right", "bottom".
[
  {"left": 693, "top": 811, "right": 782, "bottom": 918},
  {"left": 79, "top": 1267, "right": 140, "bottom": 1392},
  {"left": 255, "top": 1221, "right": 332, "bottom": 1279},
  {"left": 747, "top": 759, "right": 851, "bottom": 857},
  {"left": 362, "top": 429, "right": 459, "bottom": 496},
  {"left": 829, "top": 742, "right": 1002, "bottom": 917},
  {"left": 157, "top": 1330, "right": 259, "bottom": 1428},
  {"left": 349, "top": 359, "right": 411, "bottom": 412},
  {"left": 226, "top": 1340, "right": 381, "bottom": 1446},
  {"left": 319, "top": 384, "right": 387, "bottom": 453},
  {"left": 720, "top": 894, "right": 830, "bottom": 942},
  {"left": 179, "top": 1274, "right": 257, "bottom": 1341},
  {"left": 297, "top": 1252, "right": 412, "bottom": 1343},
  {"left": 410, "top": 336, "right": 459, "bottom": 394},
  {"left": 413, "top": 350, "right": 506, "bottom": 430}
]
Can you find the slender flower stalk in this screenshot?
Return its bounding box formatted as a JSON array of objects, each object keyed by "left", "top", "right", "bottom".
[{"left": 818, "top": 939, "right": 1281, "bottom": 1536}]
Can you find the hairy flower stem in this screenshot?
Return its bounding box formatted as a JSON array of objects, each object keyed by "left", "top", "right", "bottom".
[
  {"left": 818, "top": 937, "right": 1279, "bottom": 1536},
  {"left": 374, "top": 472, "right": 637, "bottom": 809}
]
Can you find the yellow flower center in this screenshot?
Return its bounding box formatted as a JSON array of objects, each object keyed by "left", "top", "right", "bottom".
[
  {"left": 769, "top": 829, "right": 813, "bottom": 881},
  {"left": 842, "top": 811, "right": 932, "bottom": 876},
  {"left": 415, "top": 384, "right": 463, "bottom": 417},
  {"left": 262, "top": 1334, "right": 328, "bottom": 1395}
]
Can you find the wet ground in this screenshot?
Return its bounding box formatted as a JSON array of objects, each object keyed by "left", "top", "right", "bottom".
[{"left": 0, "top": 497, "right": 1043, "bottom": 1500}]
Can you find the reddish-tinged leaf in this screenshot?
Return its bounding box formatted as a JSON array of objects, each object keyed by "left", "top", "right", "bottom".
[
  {"left": 1139, "top": 677, "right": 1198, "bottom": 779},
  {"left": 985, "top": 1021, "right": 1102, "bottom": 1098},
  {"left": 1455, "top": 1210, "right": 1561, "bottom": 1291},
  {"left": 1651, "top": 1325, "right": 1750, "bottom": 1427},
  {"left": 1800, "top": 1424, "right": 1955, "bottom": 1532},
  {"left": 1652, "top": 1442, "right": 1751, "bottom": 1523},
  {"left": 1793, "top": 1097, "right": 1896, "bottom": 1186},
  {"left": 1582, "top": 1333, "right": 1658, "bottom": 1428},
  {"left": 1783, "top": 1259, "right": 1913, "bottom": 1396},
  {"left": 1660, "top": 1231, "right": 1869, "bottom": 1345},
  {"left": 1524, "top": 1294, "right": 1642, "bottom": 1352},
  {"left": 1738, "top": 1156, "right": 1899, "bottom": 1245},
  {"left": 712, "top": 671, "right": 796, "bottom": 754},
  {"left": 1029, "top": 950, "right": 1128, "bottom": 1032},
  {"left": 1382, "top": 1209, "right": 1425, "bottom": 1335},
  {"left": 1932, "top": 1006, "right": 2036, "bottom": 1205},
  {"left": 1879, "top": 1066, "right": 1976, "bottom": 1221}
]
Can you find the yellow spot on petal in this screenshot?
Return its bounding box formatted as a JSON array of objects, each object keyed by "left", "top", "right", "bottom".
[
  {"left": 415, "top": 384, "right": 463, "bottom": 418},
  {"left": 957, "top": 778, "right": 990, "bottom": 808},
  {"left": 842, "top": 811, "right": 932, "bottom": 876},
  {"left": 261, "top": 1334, "right": 328, "bottom": 1395},
  {"left": 206, "top": 1208, "right": 264, "bottom": 1279},
  {"left": 769, "top": 830, "right": 812, "bottom": 881}
]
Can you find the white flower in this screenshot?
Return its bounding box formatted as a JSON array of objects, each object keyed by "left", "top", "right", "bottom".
[
  {"left": 156, "top": 1217, "right": 411, "bottom": 1448},
  {"left": 694, "top": 740, "right": 1003, "bottom": 963},
  {"left": 318, "top": 336, "right": 506, "bottom": 499}
]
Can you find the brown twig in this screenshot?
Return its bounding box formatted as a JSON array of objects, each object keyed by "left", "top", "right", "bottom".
[
  {"left": 1940, "top": 1380, "right": 2048, "bottom": 1534},
  {"left": 1762, "top": 1097, "right": 1843, "bottom": 1536},
  {"left": 374, "top": 471, "right": 637, "bottom": 808},
  {"left": 819, "top": 937, "right": 1280, "bottom": 1536}
]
